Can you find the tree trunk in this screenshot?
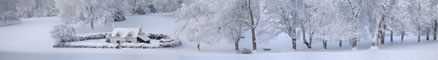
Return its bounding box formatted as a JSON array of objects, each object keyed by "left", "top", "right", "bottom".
[
  {"left": 339, "top": 40, "right": 342, "bottom": 47},
  {"left": 247, "top": 0, "right": 257, "bottom": 51},
  {"left": 302, "top": 28, "right": 311, "bottom": 48},
  {"left": 418, "top": 31, "right": 421, "bottom": 43},
  {"left": 197, "top": 43, "right": 200, "bottom": 51},
  {"left": 427, "top": 30, "right": 430, "bottom": 40},
  {"left": 434, "top": 20, "right": 437, "bottom": 40},
  {"left": 91, "top": 20, "right": 95, "bottom": 29},
  {"left": 235, "top": 38, "right": 240, "bottom": 51},
  {"left": 373, "top": 15, "right": 385, "bottom": 46},
  {"left": 292, "top": 38, "right": 297, "bottom": 50},
  {"left": 381, "top": 25, "right": 386, "bottom": 45},
  {"left": 309, "top": 32, "right": 313, "bottom": 48},
  {"left": 390, "top": 31, "right": 393, "bottom": 43},
  {"left": 352, "top": 38, "right": 357, "bottom": 48},
  {"left": 401, "top": 32, "right": 405, "bottom": 43},
  {"left": 323, "top": 40, "right": 327, "bottom": 49},
  {"left": 251, "top": 27, "right": 256, "bottom": 51}
]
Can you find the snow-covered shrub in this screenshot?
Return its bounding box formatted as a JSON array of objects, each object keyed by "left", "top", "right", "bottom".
[
  {"left": 240, "top": 48, "right": 252, "bottom": 54},
  {"left": 133, "top": 7, "right": 146, "bottom": 15},
  {"left": 50, "top": 24, "right": 78, "bottom": 42},
  {"left": 113, "top": 10, "right": 126, "bottom": 22},
  {"left": 78, "top": 33, "right": 106, "bottom": 41},
  {"left": 147, "top": 34, "right": 169, "bottom": 40}
]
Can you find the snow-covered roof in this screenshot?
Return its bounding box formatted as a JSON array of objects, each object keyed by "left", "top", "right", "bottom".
[
  {"left": 111, "top": 28, "right": 141, "bottom": 38},
  {"left": 138, "top": 35, "right": 150, "bottom": 40}
]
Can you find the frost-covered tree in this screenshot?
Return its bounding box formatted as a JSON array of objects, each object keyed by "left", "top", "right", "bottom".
[
  {"left": 150, "top": 0, "right": 183, "bottom": 13},
  {"left": 178, "top": 0, "right": 273, "bottom": 51},
  {"left": 407, "top": 0, "right": 434, "bottom": 43},
  {"left": 383, "top": 0, "right": 413, "bottom": 43},
  {"left": 263, "top": 0, "right": 310, "bottom": 50},
  {"left": 55, "top": 0, "right": 126, "bottom": 29},
  {"left": 177, "top": 0, "right": 224, "bottom": 51},
  {"left": 123, "top": 0, "right": 183, "bottom": 15},
  {"left": 214, "top": 0, "right": 250, "bottom": 51},
  {"left": 372, "top": 0, "right": 391, "bottom": 47},
  {"left": 16, "top": 0, "right": 58, "bottom": 18},
  {"left": 0, "top": 0, "right": 21, "bottom": 26},
  {"left": 175, "top": 0, "right": 438, "bottom": 51},
  {"left": 304, "top": 0, "right": 346, "bottom": 49},
  {"left": 431, "top": 0, "right": 438, "bottom": 41},
  {"left": 301, "top": 0, "right": 370, "bottom": 49},
  {"left": 125, "top": 0, "right": 153, "bottom": 15},
  {"left": 343, "top": 0, "right": 369, "bottom": 48},
  {"left": 245, "top": 0, "right": 264, "bottom": 51}
]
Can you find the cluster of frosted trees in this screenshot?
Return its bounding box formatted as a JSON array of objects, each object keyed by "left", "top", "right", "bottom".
[
  {"left": 0, "top": 0, "right": 183, "bottom": 27},
  {"left": 0, "top": 0, "right": 20, "bottom": 26},
  {"left": 1, "top": 0, "right": 59, "bottom": 26},
  {"left": 55, "top": 0, "right": 183, "bottom": 28},
  {"left": 16, "top": 0, "right": 58, "bottom": 18},
  {"left": 177, "top": 0, "right": 438, "bottom": 51}
]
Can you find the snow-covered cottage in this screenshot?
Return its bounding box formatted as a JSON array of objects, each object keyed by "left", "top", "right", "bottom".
[{"left": 109, "top": 25, "right": 147, "bottom": 43}]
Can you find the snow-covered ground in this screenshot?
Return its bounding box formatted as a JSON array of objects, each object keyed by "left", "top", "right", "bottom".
[{"left": 0, "top": 13, "right": 437, "bottom": 60}]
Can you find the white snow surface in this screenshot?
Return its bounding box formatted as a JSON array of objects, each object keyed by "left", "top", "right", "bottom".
[{"left": 0, "top": 13, "right": 437, "bottom": 60}]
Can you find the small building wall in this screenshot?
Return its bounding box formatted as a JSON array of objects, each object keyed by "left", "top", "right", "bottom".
[
  {"left": 110, "top": 37, "right": 138, "bottom": 43},
  {"left": 111, "top": 37, "right": 125, "bottom": 43},
  {"left": 126, "top": 37, "right": 138, "bottom": 43}
]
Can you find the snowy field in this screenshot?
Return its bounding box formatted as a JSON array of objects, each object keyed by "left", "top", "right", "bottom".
[{"left": 0, "top": 13, "right": 437, "bottom": 60}]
